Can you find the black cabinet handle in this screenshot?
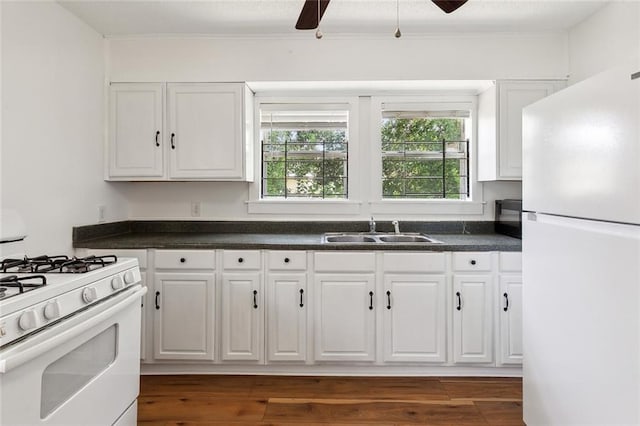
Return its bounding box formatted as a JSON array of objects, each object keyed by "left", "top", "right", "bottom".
[
  {"left": 155, "top": 130, "right": 160, "bottom": 147},
  {"left": 155, "top": 291, "right": 160, "bottom": 310},
  {"left": 180, "top": 257, "right": 186, "bottom": 263},
  {"left": 284, "top": 257, "right": 290, "bottom": 263},
  {"left": 238, "top": 257, "right": 244, "bottom": 263},
  {"left": 171, "top": 133, "right": 176, "bottom": 149},
  {"left": 386, "top": 290, "right": 391, "bottom": 309},
  {"left": 299, "top": 289, "right": 304, "bottom": 307},
  {"left": 456, "top": 291, "right": 462, "bottom": 311},
  {"left": 503, "top": 292, "right": 509, "bottom": 312},
  {"left": 369, "top": 291, "right": 374, "bottom": 310},
  {"left": 470, "top": 259, "right": 477, "bottom": 265},
  {"left": 253, "top": 290, "right": 258, "bottom": 309}
]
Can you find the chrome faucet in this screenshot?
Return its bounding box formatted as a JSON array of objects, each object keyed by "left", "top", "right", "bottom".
[
  {"left": 392, "top": 220, "right": 400, "bottom": 234},
  {"left": 369, "top": 216, "right": 376, "bottom": 233}
]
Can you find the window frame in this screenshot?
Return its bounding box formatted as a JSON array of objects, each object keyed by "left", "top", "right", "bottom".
[
  {"left": 369, "top": 96, "right": 484, "bottom": 215},
  {"left": 247, "top": 96, "right": 362, "bottom": 215}
]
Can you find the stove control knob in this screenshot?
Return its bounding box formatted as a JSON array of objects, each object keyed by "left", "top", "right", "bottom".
[
  {"left": 18, "top": 310, "right": 37, "bottom": 331},
  {"left": 82, "top": 287, "right": 98, "bottom": 304},
  {"left": 123, "top": 271, "right": 135, "bottom": 285},
  {"left": 43, "top": 300, "right": 61, "bottom": 320},
  {"left": 0, "top": 324, "right": 6, "bottom": 337},
  {"left": 111, "top": 276, "right": 124, "bottom": 290}
]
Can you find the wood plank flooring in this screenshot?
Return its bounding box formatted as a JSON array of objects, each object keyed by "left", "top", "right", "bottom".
[{"left": 138, "top": 375, "right": 523, "bottom": 426}]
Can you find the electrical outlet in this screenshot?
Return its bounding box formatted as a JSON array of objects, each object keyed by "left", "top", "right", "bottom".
[
  {"left": 98, "top": 205, "right": 106, "bottom": 223},
  {"left": 191, "top": 201, "right": 201, "bottom": 217}
]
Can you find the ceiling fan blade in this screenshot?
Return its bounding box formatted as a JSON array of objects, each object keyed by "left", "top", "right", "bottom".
[
  {"left": 295, "top": 0, "right": 331, "bottom": 30},
  {"left": 431, "top": 0, "right": 468, "bottom": 14}
]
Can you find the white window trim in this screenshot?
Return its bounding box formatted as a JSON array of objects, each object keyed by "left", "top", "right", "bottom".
[
  {"left": 247, "top": 96, "right": 362, "bottom": 215},
  {"left": 369, "top": 95, "right": 485, "bottom": 216}
]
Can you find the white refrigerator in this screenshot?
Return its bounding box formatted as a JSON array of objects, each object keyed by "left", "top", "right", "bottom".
[{"left": 522, "top": 59, "right": 640, "bottom": 425}]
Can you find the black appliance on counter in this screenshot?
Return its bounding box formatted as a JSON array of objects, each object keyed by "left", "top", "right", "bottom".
[{"left": 495, "top": 199, "right": 522, "bottom": 239}]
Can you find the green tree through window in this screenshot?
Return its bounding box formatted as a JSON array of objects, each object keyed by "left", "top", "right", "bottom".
[{"left": 381, "top": 115, "right": 469, "bottom": 199}]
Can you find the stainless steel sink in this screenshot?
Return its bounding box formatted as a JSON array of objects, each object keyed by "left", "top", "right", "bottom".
[
  {"left": 323, "top": 232, "right": 442, "bottom": 244},
  {"left": 324, "top": 235, "right": 378, "bottom": 243},
  {"left": 377, "top": 234, "right": 436, "bottom": 243}
]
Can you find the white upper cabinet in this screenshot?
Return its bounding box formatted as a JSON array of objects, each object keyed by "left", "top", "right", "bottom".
[
  {"left": 107, "top": 82, "right": 254, "bottom": 181},
  {"left": 108, "top": 83, "right": 164, "bottom": 178},
  {"left": 478, "top": 80, "right": 565, "bottom": 181}
]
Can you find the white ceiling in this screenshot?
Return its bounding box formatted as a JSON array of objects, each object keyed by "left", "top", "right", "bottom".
[{"left": 58, "top": 0, "right": 609, "bottom": 37}]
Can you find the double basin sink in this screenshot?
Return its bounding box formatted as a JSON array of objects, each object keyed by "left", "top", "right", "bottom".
[{"left": 323, "top": 232, "right": 442, "bottom": 244}]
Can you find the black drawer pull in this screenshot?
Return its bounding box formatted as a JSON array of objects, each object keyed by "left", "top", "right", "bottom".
[
  {"left": 171, "top": 133, "right": 176, "bottom": 149},
  {"left": 155, "top": 291, "right": 160, "bottom": 310},
  {"left": 369, "top": 291, "right": 374, "bottom": 310},
  {"left": 503, "top": 292, "right": 509, "bottom": 312},
  {"left": 456, "top": 291, "right": 462, "bottom": 311},
  {"left": 284, "top": 257, "right": 290, "bottom": 263},
  {"left": 470, "top": 259, "right": 477, "bottom": 265},
  {"left": 155, "top": 130, "right": 160, "bottom": 147},
  {"left": 253, "top": 290, "right": 258, "bottom": 309},
  {"left": 299, "top": 288, "right": 304, "bottom": 307},
  {"left": 180, "top": 257, "right": 186, "bottom": 263},
  {"left": 386, "top": 290, "right": 391, "bottom": 309},
  {"left": 238, "top": 257, "right": 244, "bottom": 263}
]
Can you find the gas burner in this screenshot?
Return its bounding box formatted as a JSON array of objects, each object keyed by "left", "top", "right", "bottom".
[
  {"left": 0, "top": 275, "right": 47, "bottom": 299},
  {"left": 35, "top": 255, "right": 118, "bottom": 273},
  {"left": 1, "top": 255, "right": 70, "bottom": 273}
]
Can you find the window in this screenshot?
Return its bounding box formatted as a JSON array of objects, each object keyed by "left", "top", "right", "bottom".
[
  {"left": 381, "top": 105, "right": 470, "bottom": 200},
  {"left": 260, "top": 105, "right": 349, "bottom": 199}
]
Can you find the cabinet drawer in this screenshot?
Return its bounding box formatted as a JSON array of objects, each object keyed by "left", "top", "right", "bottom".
[
  {"left": 382, "top": 252, "right": 445, "bottom": 273},
  {"left": 500, "top": 252, "right": 522, "bottom": 272},
  {"left": 155, "top": 250, "right": 216, "bottom": 270},
  {"left": 314, "top": 252, "right": 375, "bottom": 272},
  {"left": 267, "top": 251, "right": 307, "bottom": 271},
  {"left": 452, "top": 252, "right": 492, "bottom": 272},
  {"left": 223, "top": 250, "right": 261, "bottom": 270},
  {"left": 87, "top": 249, "right": 148, "bottom": 269}
]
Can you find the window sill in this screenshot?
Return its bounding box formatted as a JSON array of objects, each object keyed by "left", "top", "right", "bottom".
[
  {"left": 370, "top": 200, "right": 485, "bottom": 215},
  {"left": 247, "top": 199, "right": 362, "bottom": 215}
]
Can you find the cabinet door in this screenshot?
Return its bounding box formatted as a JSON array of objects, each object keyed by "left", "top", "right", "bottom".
[
  {"left": 498, "top": 81, "right": 560, "bottom": 179},
  {"left": 167, "top": 83, "right": 245, "bottom": 180},
  {"left": 139, "top": 271, "right": 148, "bottom": 362},
  {"left": 109, "top": 83, "right": 164, "bottom": 178},
  {"left": 383, "top": 274, "right": 446, "bottom": 363},
  {"left": 266, "top": 273, "right": 307, "bottom": 362},
  {"left": 452, "top": 275, "right": 493, "bottom": 363},
  {"left": 153, "top": 273, "right": 215, "bottom": 360},
  {"left": 314, "top": 274, "right": 375, "bottom": 361},
  {"left": 221, "top": 273, "right": 263, "bottom": 361},
  {"left": 498, "top": 275, "right": 523, "bottom": 365}
]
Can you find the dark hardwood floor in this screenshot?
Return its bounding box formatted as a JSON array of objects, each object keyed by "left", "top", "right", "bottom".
[{"left": 138, "top": 375, "right": 523, "bottom": 425}]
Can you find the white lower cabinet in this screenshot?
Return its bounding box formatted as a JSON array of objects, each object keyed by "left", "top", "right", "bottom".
[
  {"left": 452, "top": 274, "right": 494, "bottom": 363},
  {"left": 498, "top": 275, "right": 523, "bottom": 365},
  {"left": 153, "top": 272, "right": 215, "bottom": 360},
  {"left": 314, "top": 274, "right": 376, "bottom": 361},
  {"left": 266, "top": 273, "right": 307, "bottom": 361},
  {"left": 221, "top": 273, "right": 263, "bottom": 361},
  {"left": 221, "top": 250, "right": 263, "bottom": 361},
  {"left": 383, "top": 274, "right": 446, "bottom": 363}
]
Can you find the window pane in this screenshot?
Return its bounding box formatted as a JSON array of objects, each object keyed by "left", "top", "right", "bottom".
[
  {"left": 381, "top": 112, "right": 470, "bottom": 200},
  {"left": 261, "top": 108, "right": 348, "bottom": 199}
]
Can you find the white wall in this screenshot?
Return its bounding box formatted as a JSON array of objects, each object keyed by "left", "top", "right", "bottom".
[
  {"left": 1, "top": 1, "right": 128, "bottom": 254},
  {"left": 109, "top": 33, "right": 568, "bottom": 221},
  {"left": 568, "top": 1, "right": 640, "bottom": 84}
]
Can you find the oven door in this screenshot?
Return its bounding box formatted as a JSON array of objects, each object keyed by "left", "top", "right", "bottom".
[{"left": 0, "top": 285, "right": 146, "bottom": 426}]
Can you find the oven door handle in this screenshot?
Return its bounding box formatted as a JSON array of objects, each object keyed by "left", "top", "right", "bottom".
[{"left": 0, "top": 285, "right": 147, "bottom": 374}]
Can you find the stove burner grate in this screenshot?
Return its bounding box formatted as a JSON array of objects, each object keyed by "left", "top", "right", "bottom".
[
  {"left": 36, "top": 255, "right": 118, "bottom": 273},
  {"left": 1, "top": 255, "right": 70, "bottom": 273},
  {"left": 0, "top": 275, "right": 47, "bottom": 298}
]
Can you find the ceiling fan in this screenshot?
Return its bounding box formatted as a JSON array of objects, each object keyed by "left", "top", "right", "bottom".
[{"left": 295, "top": 0, "right": 469, "bottom": 30}]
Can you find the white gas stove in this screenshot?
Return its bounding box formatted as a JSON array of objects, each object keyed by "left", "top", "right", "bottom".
[
  {"left": 0, "top": 213, "right": 146, "bottom": 426},
  {"left": 0, "top": 255, "right": 142, "bottom": 350}
]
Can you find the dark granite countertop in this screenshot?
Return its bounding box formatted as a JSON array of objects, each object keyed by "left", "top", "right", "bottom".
[{"left": 73, "top": 221, "right": 521, "bottom": 252}]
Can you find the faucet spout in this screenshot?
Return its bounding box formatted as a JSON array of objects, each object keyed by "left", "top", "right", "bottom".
[
  {"left": 392, "top": 220, "right": 400, "bottom": 234},
  {"left": 369, "top": 216, "right": 376, "bottom": 233}
]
